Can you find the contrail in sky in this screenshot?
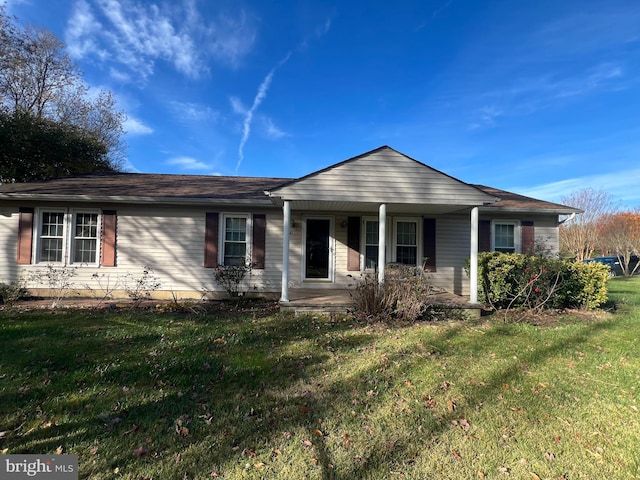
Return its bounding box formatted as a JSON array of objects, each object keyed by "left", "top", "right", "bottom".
[{"left": 235, "top": 52, "right": 291, "bottom": 172}]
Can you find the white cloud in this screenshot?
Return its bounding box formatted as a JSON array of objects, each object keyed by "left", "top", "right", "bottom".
[
  {"left": 65, "top": 0, "right": 256, "bottom": 82},
  {"left": 263, "top": 117, "right": 287, "bottom": 139},
  {"left": 109, "top": 67, "right": 132, "bottom": 83},
  {"left": 469, "top": 105, "right": 502, "bottom": 130},
  {"left": 123, "top": 117, "right": 153, "bottom": 135},
  {"left": 65, "top": 0, "right": 107, "bottom": 59},
  {"left": 169, "top": 101, "right": 219, "bottom": 122},
  {"left": 229, "top": 97, "right": 246, "bottom": 115},
  {"left": 513, "top": 168, "right": 640, "bottom": 207},
  {"left": 166, "top": 156, "right": 209, "bottom": 170}
]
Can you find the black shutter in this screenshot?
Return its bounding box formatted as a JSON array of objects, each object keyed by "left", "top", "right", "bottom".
[
  {"left": 423, "top": 218, "right": 436, "bottom": 272},
  {"left": 347, "top": 217, "right": 361, "bottom": 271}
]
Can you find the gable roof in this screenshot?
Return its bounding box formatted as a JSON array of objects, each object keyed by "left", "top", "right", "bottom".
[
  {"left": 0, "top": 173, "right": 291, "bottom": 205},
  {"left": 267, "top": 146, "right": 498, "bottom": 207},
  {"left": 474, "top": 185, "right": 582, "bottom": 214},
  {"left": 0, "top": 148, "right": 580, "bottom": 215}
]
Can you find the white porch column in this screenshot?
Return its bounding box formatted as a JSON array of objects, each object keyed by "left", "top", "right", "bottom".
[
  {"left": 378, "top": 203, "right": 387, "bottom": 285},
  {"left": 280, "top": 200, "right": 291, "bottom": 302},
  {"left": 469, "top": 206, "right": 479, "bottom": 304}
]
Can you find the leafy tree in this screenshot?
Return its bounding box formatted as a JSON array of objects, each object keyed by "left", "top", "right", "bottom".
[
  {"left": 560, "top": 188, "right": 618, "bottom": 261},
  {"left": 599, "top": 211, "right": 640, "bottom": 276},
  {"left": 0, "top": 112, "right": 111, "bottom": 182},
  {"left": 0, "top": 6, "right": 124, "bottom": 181}
]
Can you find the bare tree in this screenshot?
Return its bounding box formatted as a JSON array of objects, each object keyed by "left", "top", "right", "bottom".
[
  {"left": 599, "top": 211, "right": 640, "bottom": 276},
  {"left": 560, "top": 188, "right": 618, "bottom": 261}
]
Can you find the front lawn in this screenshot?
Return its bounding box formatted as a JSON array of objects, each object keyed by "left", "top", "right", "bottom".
[{"left": 1, "top": 279, "right": 639, "bottom": 479}]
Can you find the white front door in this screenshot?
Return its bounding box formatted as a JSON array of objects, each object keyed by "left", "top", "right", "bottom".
[{"left": 303, "top": 217, "right": 334, "bottom": 281}]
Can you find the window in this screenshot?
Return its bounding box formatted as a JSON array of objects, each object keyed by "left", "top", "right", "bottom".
[
  {"left": 364, "top": 220, "right": 379, "bottom": 269},
  {"left": 222, "top": 215, "right": 249, "bottom": 266},
  {"left": 493, "top": 221, "right": 519, "bottom": 253},
  {"left": 72, "top": 212, "right": 99, "bottom": 263},
  {"left": 35, "top": 209, "right": 101, "bottom": 265},
  {"left": 395, "top": 220, "right": 418, "bottom": 265},
  {"left": 39, "top": 211, "right": 65, "bottom": 262}
]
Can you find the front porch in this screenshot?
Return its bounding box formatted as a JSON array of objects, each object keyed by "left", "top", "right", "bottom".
[{"left": 279, "top": 288, "right": 484, "bottom": 319}]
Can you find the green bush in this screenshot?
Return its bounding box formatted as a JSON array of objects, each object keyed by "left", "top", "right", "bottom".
[
  {"left": 558, "top": 260, "right": 609, "bottom": 310},
  {"left": 476, "top": 252, "right": 609, "bottom": 311}
]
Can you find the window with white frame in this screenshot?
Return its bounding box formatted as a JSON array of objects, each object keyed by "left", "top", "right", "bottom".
[
  {"left": 395, "top": 219, "right": 418, "bottom": 266},
  {"left": 222, "top": 215, "right": 250, "bottom": 266},
  {"left": 493, "top": 221, "right": 519, "bottom": 253},
  {"left": 36, "top": 209, "right": 101, "bottom": 264},
  {"left": 72, "top": 212, "right": 99, "bottom": 263},
  {"left": 364, "top": 220, "right": 379, "bottom": 269},
  {"left": 39, "top": 211, "right": 66, "bottom": 262}
]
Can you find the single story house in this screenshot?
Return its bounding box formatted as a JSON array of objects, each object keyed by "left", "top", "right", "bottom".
[{"left": 0, "top": 146, "right": 580, "bottom": 305}]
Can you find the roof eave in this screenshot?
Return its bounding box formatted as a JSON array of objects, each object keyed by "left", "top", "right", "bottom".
[
  {"left": 479, "top": 206, "right": 583, "bottom": 215},
  {"left": 0, "top": 193, "right": 277, "bottom": 207}
]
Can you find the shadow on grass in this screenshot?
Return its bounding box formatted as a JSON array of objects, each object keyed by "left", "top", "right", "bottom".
[{"left": 0, "top": 306, "right": 624, "bottom": 478}]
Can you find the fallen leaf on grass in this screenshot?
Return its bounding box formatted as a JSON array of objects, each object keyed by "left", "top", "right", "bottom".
[
  {"left": 451, "top": 450, "right": 462, "bottom": 461},
  {"left": 544, "top": 452, "right": 556, "bottom": 461},
  {"left": 302, "top": 439, "right": 312, "bottom": 447},
  {"left": 313, "top": 429, "right": 324, "bottom": 437},
  {"left": 177, "top": 426, "right": 189, "bottom": 437},
  {"left": 498, "top": 466, "right": 510, "bottom": 475},
  {"left": 448, "top": 399, "right": 457, "bottom": 412},
  {"left": 423, "top": 396, "right": 436, "bottom": 409},
  {"left": 529, "top": 472, "right": 541, "bottom": 480},
  {"left": 299, "top": 406, "right": 309, "bottom": 413},
  {"left": 477, "top": 472, "right": 485, "bottom": 478}
]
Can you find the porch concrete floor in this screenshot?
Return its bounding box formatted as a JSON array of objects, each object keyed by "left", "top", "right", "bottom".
[{"left": 280, "top": 288, "right": 483, "bottom": 318}]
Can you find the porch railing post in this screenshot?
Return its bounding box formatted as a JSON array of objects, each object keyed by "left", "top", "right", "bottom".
[
  {"left": 281, "top": 200, "right": 291, "bottom": 302},
  {"left": 469, "top": 206, "right": 479, "bottom": 303},
  {"left": 378, "top": 203, "right": 387, "bottom": 285}
]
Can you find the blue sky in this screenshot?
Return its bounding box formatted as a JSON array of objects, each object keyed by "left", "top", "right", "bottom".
[{"left": 4, "top": 0, "right": 640, "bottom": 207}]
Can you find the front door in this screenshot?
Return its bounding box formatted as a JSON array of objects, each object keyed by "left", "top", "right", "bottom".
[{"left": 304, "top": 218, "right": 333, "bottom": 280}]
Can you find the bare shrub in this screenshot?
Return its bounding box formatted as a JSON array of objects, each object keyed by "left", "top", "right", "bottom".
[
  {"left": 26, "top": 265, "right": 78, "bottom": 307},
  {"left": 349, "top": 265, "right": 434, "bottom": 323}
]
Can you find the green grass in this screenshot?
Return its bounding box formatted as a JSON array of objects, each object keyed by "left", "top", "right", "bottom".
[{"left": 1, "top": 279, "right": 640, "bottom": 479}]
